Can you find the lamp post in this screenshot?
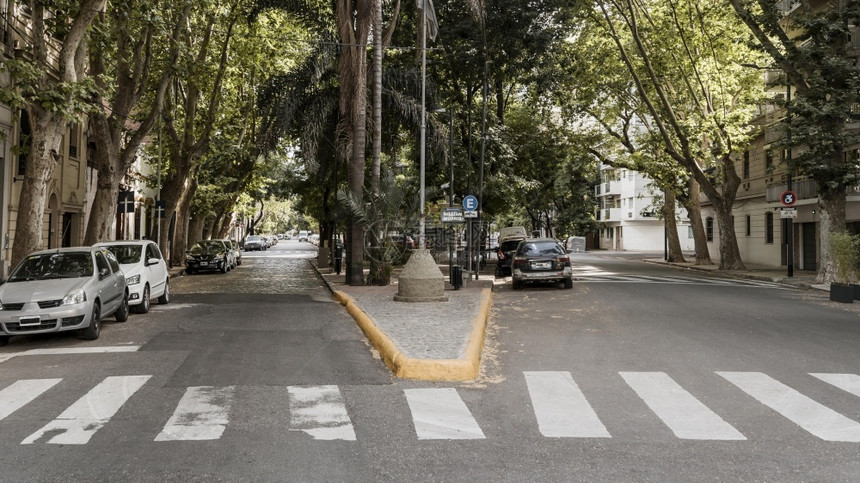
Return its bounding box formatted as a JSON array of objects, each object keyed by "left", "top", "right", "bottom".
[{"left": 476, "top": 59, "right": 490, "bottom": 280}]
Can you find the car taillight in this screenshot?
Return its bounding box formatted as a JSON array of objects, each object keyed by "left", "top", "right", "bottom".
[
  {"left": 557, "top": 256, "right": 570, "bottom": 266},
  {"left": 497, "top": 250, "right": 505, "bottom": 260},
  {"left": 514, "top": 257, "right": 527, "bottom": 267}
]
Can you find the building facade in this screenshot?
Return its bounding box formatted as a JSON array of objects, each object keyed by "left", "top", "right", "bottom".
[{"left": 596, "top": 166, "right": 695, "bottom": 252}]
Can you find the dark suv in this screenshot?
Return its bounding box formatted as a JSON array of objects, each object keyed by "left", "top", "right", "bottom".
[
  {"left": 511, "top": 238, "right": 573, "bottom": 290},
  {"left": 495, "top": 237, "right": 525, "bottom": 277}
]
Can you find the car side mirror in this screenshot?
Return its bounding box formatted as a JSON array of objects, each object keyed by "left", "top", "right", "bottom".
[
  {"left": 146, "top": 257, "right": 160, "bottom": 266},
  {"left": 99, "top": 267, "right": 110, "bottom": 279}
]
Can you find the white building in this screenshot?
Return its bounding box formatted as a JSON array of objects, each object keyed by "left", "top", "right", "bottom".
[{"left": 595, "top": 166, "right": 694, "bottom": 252}]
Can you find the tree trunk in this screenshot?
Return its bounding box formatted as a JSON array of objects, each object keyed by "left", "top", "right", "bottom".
[
  {"left": 662, "top": 189, "right": 685, "bottom": 263},
  {"left": 712, "top": 197, "right": 744, "bottom": 270},
  {"left": 370, "top": 0, "right": 383, "bottom": 194},
  {"left": 683, "top": 178, "right": 711, "bottom": 265},
  {"left": 816, "top": 189, "right": 846, "bottom": 283},
  {"left": 83, "top": 114, "right": 122, "bottom": 245},
  {"left": 11, "top": 114, "right": 64, "bottom": 266}
]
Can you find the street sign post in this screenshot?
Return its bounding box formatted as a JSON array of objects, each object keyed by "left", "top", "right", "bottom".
[{"left": 462, "top": 195, "right": 478, "bottom": 211}]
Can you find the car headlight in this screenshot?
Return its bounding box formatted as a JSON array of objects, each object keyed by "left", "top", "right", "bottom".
[
  {"left": 62, "top": 289, "right": 87, "bottom": 306},
  {"left": 126, "top": 274, "right": 140, "bottom": 285}
]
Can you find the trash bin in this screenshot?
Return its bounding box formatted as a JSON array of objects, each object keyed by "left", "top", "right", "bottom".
[
  {"left": 333, "top": 239, "right": 344, "bottom": 274},
  {"left": 451, "top": 265, "right": 463, "bottom": 290}
]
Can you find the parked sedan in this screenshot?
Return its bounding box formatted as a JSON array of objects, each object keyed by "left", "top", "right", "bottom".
[
  {"left": 244, "top": 235, "right": 266, "bottom": 251},
  {"left": 185, "top": 240, "right": 233, "bottom": 274},
  {"left": 511, "top": 238, "right": 573, "bottom": 290},
  {"left": 96, "top": 240, "right": 170, "bottom": 314},
  {"left": 0, "top": 247, "right": 129, "bottom": 346}
]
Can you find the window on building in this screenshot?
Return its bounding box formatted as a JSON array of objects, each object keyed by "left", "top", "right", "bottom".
[
  {"left": 68, "top": 123, "right": 80, "bottom": 159},
  {"left": 746, "top": 215, "right": 751, "bottom": 237},
  {"left": 17, "top": 110, "right": 31, "bottom": 177},
  {"left": 706, "top": 217, "right": 714, "bottom": 242},
  {"left": 765, "top": 150, "right": 775, "bottom": 172},
  {"left": 743, "top": 151, "right": 750, "bottom": 179},
  {"left": 765, "top": 212, "right": 774, "bottom": 244}
]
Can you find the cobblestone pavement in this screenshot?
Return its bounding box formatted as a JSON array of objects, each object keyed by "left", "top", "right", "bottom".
[{"left": 170, "top": 252, "right": 327, "bottom": 295}]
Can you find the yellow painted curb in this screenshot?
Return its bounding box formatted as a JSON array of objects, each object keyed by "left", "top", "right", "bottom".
[{"left": 333, "top": 288, "right": 492, "bottom": 381}]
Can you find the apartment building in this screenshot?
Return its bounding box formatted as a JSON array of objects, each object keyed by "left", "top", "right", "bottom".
[{"left": 595, "top": 166, "right": 694, "bottom": 252}]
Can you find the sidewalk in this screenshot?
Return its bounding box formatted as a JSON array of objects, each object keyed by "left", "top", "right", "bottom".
[{"left": 314, "top": 263, "right": 493, "bottom": 382}]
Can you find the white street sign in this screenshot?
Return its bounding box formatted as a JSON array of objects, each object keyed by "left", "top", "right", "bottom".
[{"left": 781, "top": 208, "right": 797, "bottom": 218}]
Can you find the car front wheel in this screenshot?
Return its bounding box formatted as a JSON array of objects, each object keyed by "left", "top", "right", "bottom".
[
  {"left": 563, "top": 277, "right": 573, "bottom": 289},
  {"left": 0, "top": 336, "right": 9, "bottom": 347},
  {"left": 80, "top": 303, "right": 102, "bottom": 340},
  {"left": 134, "top": 285, "right": 151, "bottom": 314}
]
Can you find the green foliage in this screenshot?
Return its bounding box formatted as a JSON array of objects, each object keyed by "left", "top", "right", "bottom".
[
  {"left": 828, "top": 231, "right": 860, "bottom": 285},
  {"left": 0, "top": 59, "right": 102, "bottom": 120}
]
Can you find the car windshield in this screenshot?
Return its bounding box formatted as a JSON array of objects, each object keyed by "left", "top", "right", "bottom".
[
  {"left": 103, "top": 245, "right": 142, "bottom": 264},
  {"left": 247, "top": 236, "right": 262, "bottom": 242},
  {"left": 8, "top": 252, "right": 94, "bottom": 281},
  {"left": 517, "top": 241, "right": 563, "bottom": 257},
  {"left": 191, "top": 241, "right": 224, "bottom": 252}
]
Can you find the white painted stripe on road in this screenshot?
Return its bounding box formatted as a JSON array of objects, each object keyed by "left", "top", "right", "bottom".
[
  {"left": 524, "top": 371, "right": 610, "bottom": 438},
  {"left": 621, "top": 372, "right": 746, "bottom": 440},
  {"left": 718, "top": 372, "right": 860, "bottom": 442},
  {"left": 288, "top": 385, "right": 356, "bottom": 441},
  {"left": 0, "top": 345, "right": 141, "bottom": 363},
  {"left": 809, "top": 373, "right": 860, "bottom": 398},
  {"left": 155, "top": 386, "right": 235, "bottom": 441},
  {"left": 21, "top": 375, "right": 150, "bottom": 445},
  {"left": 0, "top": 379, "right": 63, "bottom": 421},
  {"left": 405, "top": 388, "right": 485, "bottom": 440}
]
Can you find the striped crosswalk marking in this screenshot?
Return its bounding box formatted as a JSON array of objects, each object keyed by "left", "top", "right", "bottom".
[
  {"left": 524, "top": 371, "right": 610, "bottom": 438},
  {"left": 21, "top": 375, "right": 150, "bottom": 445},
  {"left": 718, "top": 372, "right": 860, "bottom": 442},
  {"left": 405, "top": 388, "right": 485, "bottom": 440},
  {"left": 288, "top": 385, "right": 356, "bottom": 441},
  {"left": 0, "top": 379, "right": 63, "bottom": 421},
  {"left": 155, "top": 386, "right": 235, "bottom": 441},
  {"left": 809, "top": 373, "right": 860, "bottom": 398},
  {"left": 621, "top": 372, "right": 746, "bottom": 440}
]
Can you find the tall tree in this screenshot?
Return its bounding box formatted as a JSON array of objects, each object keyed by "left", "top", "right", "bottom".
[
  {"left": 595, "top": 0, "right": 765, "bottom": 269},
  {"left": 729, "top": 0, "right": 860, "bottom": 282},
  {"left": 84, "top": 0, "right": 189, "bottom": 245},
  {"left": 1, "top": 0, "right": 105, "bottom": 265},
  {"left": 158, "top": 2, "right": 238, "bottom": 265}
]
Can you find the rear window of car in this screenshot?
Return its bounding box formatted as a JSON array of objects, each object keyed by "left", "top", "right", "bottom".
[
  {"left": 247, "top": 236, "right": 262, "bottom": 242},
  {"left": 500, "top": 240, "right": 522, "bottom": 252},
  {"left": 517, "top": 241, "right": 563, "bottom": 257}
]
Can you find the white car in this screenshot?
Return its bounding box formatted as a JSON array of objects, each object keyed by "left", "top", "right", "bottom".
[
  {"left": 0, "top": 247, "right": 129, "bottom": 345},
  {"left": 96, "top": 240, "right": 170, "bottom": 314}
]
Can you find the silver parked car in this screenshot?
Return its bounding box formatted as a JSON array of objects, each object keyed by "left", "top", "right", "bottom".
[
  {"left": 0, "top": 247, "right": 130, "bottom": 346},
  {"left": 96, "top": 240, "right": 170, "bottom": 314}
]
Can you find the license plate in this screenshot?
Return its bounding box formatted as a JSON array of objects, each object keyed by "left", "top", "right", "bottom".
[
  {"left": 200, "top": 262, "right": 208, "bottom": 266},
  {"left": 532, "top": 262, "right": 551, "bottom": 269},
  {"left": 19, "top": 316, "right": 41, "bottom": 327}
]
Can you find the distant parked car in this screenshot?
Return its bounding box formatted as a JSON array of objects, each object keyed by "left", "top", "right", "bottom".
[
  {"left": 244, "top": 235, "right": 265, "bottom": 251},
  {"left": 185, "top": 240, "right": 233, "bottom": 274},
  {"left": 309, "top": 234, "right": 320, "bottom": 245},
  {"left": 213, "top": 239, "right": 240, "bottom": 269},
  {"left": 0, "top": 247, "right": 129, "bottom": 346},
  {"left": 96, "top": 240, "right": 170, "bottom": 314},
  {"left": 298, "top": 230, "right": 309, "bottom": 242},
  {"left": 511, "top": 238, "right": 573, "bottom": 290}
]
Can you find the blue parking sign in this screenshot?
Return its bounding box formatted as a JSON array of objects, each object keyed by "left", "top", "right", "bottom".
[{"left": 463, "top": 195, "right": 478, "bottom": 211}]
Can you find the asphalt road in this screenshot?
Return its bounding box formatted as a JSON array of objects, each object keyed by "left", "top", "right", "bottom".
[{"left": 1, "top": 245, "right": 858, "bottom": 481}]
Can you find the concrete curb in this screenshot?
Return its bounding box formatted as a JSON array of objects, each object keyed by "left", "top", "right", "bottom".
[{"left": 333, "top": 289, "right": 493, "bottom": 382}]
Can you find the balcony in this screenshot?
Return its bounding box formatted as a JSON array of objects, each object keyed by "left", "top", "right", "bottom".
[
  {"left": 601, "top": 208, "right": 622, "bottom": 221},
  {"left": 603, "top": 180, "right": 621, "bottom": 196},
  {"left": 765, "top": 178, "right": 817, "bottom": 202}
]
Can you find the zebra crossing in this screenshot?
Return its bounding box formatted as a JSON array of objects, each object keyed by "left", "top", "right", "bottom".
[
  {"left": 571, "top": 271, "right": 786, "bottom": 287},
  {"left": 1, "top": 371, "right": 858, "bottom": 444}
]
